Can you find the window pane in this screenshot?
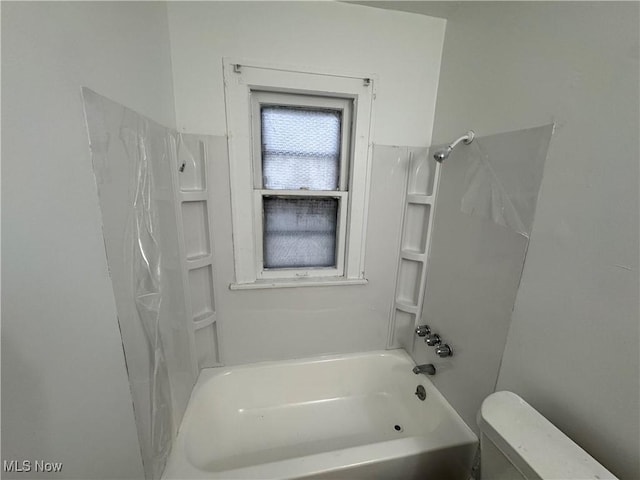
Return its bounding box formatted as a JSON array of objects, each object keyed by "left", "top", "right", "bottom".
[
  {"left": 262, "top": 106, "right": 341, "bottom": 190},
  {"left": 263, "top": 197, "right": 338, "bottom": 269}
]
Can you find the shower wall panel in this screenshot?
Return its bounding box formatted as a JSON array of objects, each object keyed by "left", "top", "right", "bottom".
[
  {"left": 414, "top": 127, "right": 552, "bottom": 435},
  {"left": 82, "top": 89, "right": 198, "bottom": 479}
]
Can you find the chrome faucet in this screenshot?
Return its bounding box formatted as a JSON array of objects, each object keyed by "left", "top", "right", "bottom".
[
  {"left": 435, "top": 344, "right": 453, "bottom": 357},
  {"left": 425, "top": 333, "right": 441, "bottom": 346},
  {"left": 412, "top": 364, "right": 436, "bottom": 375},
  {"left": 415, "top": 324, "right": 431, "bottom": 337}
]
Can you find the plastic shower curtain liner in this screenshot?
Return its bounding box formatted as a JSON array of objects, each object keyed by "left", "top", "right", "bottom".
[
  {"left": 82, "top": 88, "right": 203, "bottom": 479},
  {"left": 460, "top": 124, "right": 554, "bottom": 238}
]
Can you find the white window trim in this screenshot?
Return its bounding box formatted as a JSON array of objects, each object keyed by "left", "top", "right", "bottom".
[{"left": 223, "top": 58, "right": 375, "bottom": 288}]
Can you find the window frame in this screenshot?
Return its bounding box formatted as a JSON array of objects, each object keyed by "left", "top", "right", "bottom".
[{"left": 223, "top": 59, "right": 374, "bottom": 288}]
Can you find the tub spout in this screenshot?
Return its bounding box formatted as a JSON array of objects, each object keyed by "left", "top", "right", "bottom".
[{"left": 413, "top": 364, "right": 436, "bottom": 375}]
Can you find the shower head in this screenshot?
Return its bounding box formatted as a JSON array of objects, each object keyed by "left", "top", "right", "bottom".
[
  {"left": 433, "top": 146, "right": 453, "bottom": 162},
  {"left": 433, "top": 130, "right": 475, "bottom": 163}
]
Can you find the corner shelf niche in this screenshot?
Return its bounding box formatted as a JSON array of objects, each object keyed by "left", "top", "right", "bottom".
[
  {"left": 182, "top": 201, "right": 211, "bottom": 261},
  {"left": 388, "top": 147, "right": 440, "bottom": 352},
  {"left": 174, "top": 135, "right": 222, "bottom": 369}
]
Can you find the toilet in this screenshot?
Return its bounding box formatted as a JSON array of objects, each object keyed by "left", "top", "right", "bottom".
[{"left": 477, "top": 391, "right": 617, "bottom": 480}]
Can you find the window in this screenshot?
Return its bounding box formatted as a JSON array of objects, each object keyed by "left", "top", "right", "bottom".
[
  {"left": 224, "top": 60, "right": 374, "bottom": 288},
  {"left": 252, "top": 92, "right": 351, "bottom": 279}
]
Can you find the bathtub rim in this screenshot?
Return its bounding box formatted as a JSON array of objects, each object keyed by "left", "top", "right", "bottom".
[
  {"left": 197, "top": 348, "right": 416, "bottom": 381},
  {"left": 165, "top": 431, "right": 476, "bottom": 479}
]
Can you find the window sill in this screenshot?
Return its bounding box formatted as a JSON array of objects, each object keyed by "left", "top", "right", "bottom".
[{"left": 229, "top": 277, "right": 368, "bottom": 290}]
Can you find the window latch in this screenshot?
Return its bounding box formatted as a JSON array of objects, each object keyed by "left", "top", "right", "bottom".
[{"left": 233, "top": 64, "right": 242, "bottom": 74}]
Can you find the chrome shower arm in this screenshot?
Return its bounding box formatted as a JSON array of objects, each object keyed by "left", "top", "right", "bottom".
[
  {"left": 449, "top": 131, "right": 475, "bottom": 149},
  {"left": 433, "top": 130, "right": 475, "bottom": 162}
]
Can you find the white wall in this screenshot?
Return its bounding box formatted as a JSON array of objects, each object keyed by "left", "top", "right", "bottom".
[
  {"left": 167, "top": 2, "right": 446, "bottom": 365},
  {"left": 490, "top": 5, "right": 639, "bottom": 479},
  {"left": 364, "top": 2, "right": 639, "bottom": 478},
  {"left": 2, "top": 2, "right": 177, "bottom": 478}
]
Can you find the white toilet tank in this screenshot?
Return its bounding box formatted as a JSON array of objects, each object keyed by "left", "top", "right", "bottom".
[{"left": 477, "top": 391, "right": 617, "bottom": 480}]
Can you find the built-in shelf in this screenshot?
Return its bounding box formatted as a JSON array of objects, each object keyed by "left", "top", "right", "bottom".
[
  {"left": 397, "top": 259, "right": 422, "bottom": 305},
  {"left": 388, "top": 147, "right": 441, "bottom": 351},
  {"left": 173, "top": 135, "right": 222, "bottom": 370},
  {"left": 400, "top": 249, "right": 425, "bottom": 262},
  {"left": 189, "top": 265, "right": 214, "bottom": 319},
  {"left": 395, "top": 302, "right": 418, "bottom": 314},
  {"left": 180, "top": 191, "right": 208, "bottom": 202},
  {"left": 407, "top": 148, "right": 437, "bottom": 196},
  {"left": 194, "top": 321, "right": 221, "bottom": 367},
  {"left": 186, "top": 255, "right": 213, "bottom": 270},
  {"left": 182, "top": 201, "right": 211, "bottom": 260},
  {"left": 402, "top": 203, "right": 431, "bottom": 253},
  {"left": 178, "top": 137, "right": 207, "bottom": 192},
  {"left": 193, "top": 311, "right": 216, "bottom": 330},
  {"left": 406, "top": 194, "right": 434, "bottom": 205}
]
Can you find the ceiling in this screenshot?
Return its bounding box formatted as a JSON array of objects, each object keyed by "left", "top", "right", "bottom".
[{"left": 346, "top": 1, "right": 465, "bottom": 19}]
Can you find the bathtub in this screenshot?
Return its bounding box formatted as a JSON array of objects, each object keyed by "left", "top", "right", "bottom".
[{"left": 162, "top": 350, "right": 477, "bottom": 479}]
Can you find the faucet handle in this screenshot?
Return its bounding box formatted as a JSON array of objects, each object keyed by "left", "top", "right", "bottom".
[
  {"left": 436, "top": 344, "right": 453, "bottom": 357},
  {"left": 425, "top": 333, "right": 441, "bottom": 346},
  {"left": 415, "top": 324, "right": 431, "bottom": 337}
]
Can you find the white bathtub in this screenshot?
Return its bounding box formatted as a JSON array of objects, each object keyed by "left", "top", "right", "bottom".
[{"left": 162, "top": 350, "right": 477, "bottom": 479}]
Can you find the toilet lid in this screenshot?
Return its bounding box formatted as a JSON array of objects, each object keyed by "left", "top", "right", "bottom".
[{"left": 477, "top": 391, "right": 617, "bottom": 480}]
